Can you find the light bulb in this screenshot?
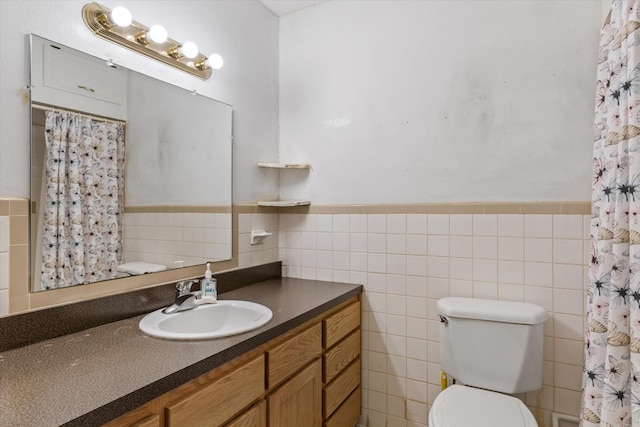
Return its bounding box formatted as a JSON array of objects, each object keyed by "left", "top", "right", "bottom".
[
  {"left": 147, "top": 25, "right": 168, "bottom": 43},
  {"left": 181, "top": 41, "right": 198, "bottom": 59},
  {"left": 206, "top": 54, "right": 224, "bottom": 70},
  {"left": 110, "top": 6, "right": 132, "bottom": 27}
]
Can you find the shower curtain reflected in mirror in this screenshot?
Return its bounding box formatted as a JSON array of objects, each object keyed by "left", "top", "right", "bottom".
[
  {"left": 583, "top": 1, "right": 640, "bottom": 425},
  {"left": 38, "top": 109, "right": 125, "bottom": 290}
]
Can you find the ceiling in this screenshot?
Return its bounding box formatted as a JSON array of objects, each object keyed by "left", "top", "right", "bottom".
[{"left": 259, "top": 0, "right": 328, "bottom": 16}]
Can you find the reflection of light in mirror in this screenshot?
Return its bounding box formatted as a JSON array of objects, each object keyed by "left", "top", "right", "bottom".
[{"left": 323, "top": 118, "right": 351, "bottom": 128}]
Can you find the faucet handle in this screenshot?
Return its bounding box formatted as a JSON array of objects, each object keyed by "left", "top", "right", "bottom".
[{"left": 175, "top": 279, "right": 199, "bottom": 295}]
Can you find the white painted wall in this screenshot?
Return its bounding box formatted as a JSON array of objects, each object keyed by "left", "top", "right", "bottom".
[
  {"left": 278, "top": 0, "right": 601, "bottom": 204},
  {"left": 0, "top": 0, "right": 280, "bottom": 204}
]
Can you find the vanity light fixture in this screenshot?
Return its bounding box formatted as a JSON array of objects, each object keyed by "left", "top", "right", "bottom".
[
  {"left": 168, "top": 41, "right": 199, "bottom": 59},
  {"left": 82, "top": 2, "right": 223, "bottom": 80},
  {"left": 102, "top": 5, "right": 132, "bottom": 27},
  {"left": 198, "top": 53, "right": 224, "bottom": 71},
  {"left": 135, "top": 25, "right": 168, "bottom": 45}
]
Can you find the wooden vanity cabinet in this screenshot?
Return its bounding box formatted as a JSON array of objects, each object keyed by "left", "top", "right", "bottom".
[
  {"left": 102, "top": 404, "right": 162, "bottom": 427},
  {"left": 267, "top": 323, "right": 322, "bottom": 388},
  {"left": 103, "top": 296, "right": 361, "bottom": 427},
  {"left": 321, "top": 300, "right": 361, "bottom": 427},
  {"left": 165, "top": 355, "right": 265, "bottom": 426},
  {"left": 124, "top": 414, "right": 161, "bottom": 427},
  {"left": 266, "top": 322, "right": 323, "bottom": 427},
  {"left": 224, "top": 400, "right": 266, "bottom": 427},
  {"left": 268, "top": 359, "right": 323, "bottom": 427}
]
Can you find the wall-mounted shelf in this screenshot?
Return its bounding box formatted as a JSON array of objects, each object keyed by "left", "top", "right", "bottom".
[
  {"left": 257, "top": 161, "right": 312, "bottom": 208},
  {"left": 257, "top": 163, "right": 311, "bottom": 169},
  {"left": 256, "top": 200, "right": 311, "bottom": 207}
]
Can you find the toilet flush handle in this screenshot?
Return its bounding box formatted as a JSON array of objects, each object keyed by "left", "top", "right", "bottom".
[{"left": 439, "top": 314, "right": 448, "bottom": 325}]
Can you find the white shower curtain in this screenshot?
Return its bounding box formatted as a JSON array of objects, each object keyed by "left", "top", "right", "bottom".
[
  {"left": 40, "top": 110, "right": 125, "bottom": 289},
  {"left": 583, "top": 1, "right": 640, "bottom": 425}
]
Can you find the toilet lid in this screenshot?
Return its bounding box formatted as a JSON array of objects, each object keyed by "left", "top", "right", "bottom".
[{"left": 429, "top": 385, "right": 538, "bottom": 427}]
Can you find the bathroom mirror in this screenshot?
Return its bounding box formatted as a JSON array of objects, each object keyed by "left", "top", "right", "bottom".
[{"left": 29, "top": 35, "right": 233, "bottom": 292}]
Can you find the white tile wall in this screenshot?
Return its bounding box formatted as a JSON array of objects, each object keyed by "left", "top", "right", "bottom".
[
  {"left": 269, "top": 212, "right": 588, "bottom": 427},
  {"left": 237, "top": 213, "right": 280, "bottom": 268},
  {"left": 122, "top": 212, "right": 233, "bottom": 269},
  {"left": 0, "top": 216, "right": 9, "bottom": 316}
]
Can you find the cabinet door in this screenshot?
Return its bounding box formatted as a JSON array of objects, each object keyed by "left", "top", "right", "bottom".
[
  {"left": 268, "top": 359, "right": 322, "bottom": 427},
  {"left": 225, "top": 400, "right": 266, "bottom": 427},
  {"left": 31, "top": 36, "right": 127, "bottom": 120}
]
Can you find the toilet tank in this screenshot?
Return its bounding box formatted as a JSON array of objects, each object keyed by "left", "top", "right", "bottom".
[{"left": 437, "top": 297, "right": 548, "bottom": 394}]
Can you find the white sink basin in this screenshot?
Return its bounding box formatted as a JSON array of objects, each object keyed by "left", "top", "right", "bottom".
[{"left": 139, "top": 300, "right": 273, "bottom": 340}]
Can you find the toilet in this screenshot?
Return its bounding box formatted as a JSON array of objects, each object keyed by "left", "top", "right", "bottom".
[{"left": 429, "top": 297, "right": 548, "bottom": 427}]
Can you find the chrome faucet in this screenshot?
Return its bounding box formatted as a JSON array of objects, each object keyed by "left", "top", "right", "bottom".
[{"left": 162, "top": 279, "right": 201, "bottom": 314}]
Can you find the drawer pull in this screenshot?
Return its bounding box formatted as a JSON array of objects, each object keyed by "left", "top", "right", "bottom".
[{"left": 77, "top": 84, "right": 95, "bottom": 92}]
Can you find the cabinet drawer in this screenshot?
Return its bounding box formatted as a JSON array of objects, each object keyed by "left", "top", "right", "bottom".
[
  {"left": 166, "top": 355, "right": 265, "bottom": 427},
  {"left": 323, "top": 330, "right": 360, "bottom": 383},
  {"left": 131, "top": 415, "right": 160, "bottom": 427},
  {"left": 268, "top": 323, "right": 322, "bottom": 388},
  {"left": 102, "top": 405, "right": 159, "bottom": 427},
  {"left": 323, "top": 358, "right": 360, "bottom": 418},
  {"left": 224, "top": 400, "right": 266, "bottom": 427},
  {"left": 323, "top": 300, "right": 360, "bottom": 349},
  {"left": 324, "top": 387, "right": 361, "bottom": 427}
]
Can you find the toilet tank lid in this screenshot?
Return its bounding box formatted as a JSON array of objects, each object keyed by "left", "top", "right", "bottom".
[{"left": 437, "top": 297, "right": 548, "bottom": 325}]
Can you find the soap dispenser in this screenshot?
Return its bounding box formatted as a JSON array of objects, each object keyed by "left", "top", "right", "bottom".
[{"left": 202, "top": 263, "right": 217, "bottom": 299}]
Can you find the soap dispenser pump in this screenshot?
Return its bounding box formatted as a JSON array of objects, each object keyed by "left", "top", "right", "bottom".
[{"left": 202, "top": 263, "right": 217, "bottom": 299}]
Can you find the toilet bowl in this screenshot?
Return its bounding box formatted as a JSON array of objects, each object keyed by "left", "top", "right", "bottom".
[{"left": 428, "top": 384, "right": 537, "bottom": 427}]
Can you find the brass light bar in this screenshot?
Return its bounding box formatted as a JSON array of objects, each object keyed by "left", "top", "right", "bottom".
[{"left": 82, "top": 2, "right": 213, "bottom": 80}]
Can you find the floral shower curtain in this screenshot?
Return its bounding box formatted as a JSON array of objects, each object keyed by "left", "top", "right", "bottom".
[
  {"left": 40, "top": 110, "right": 125, "bottom": 290},
  {"left": 583, "top": 1, "right": 640, "bottom": 425}
]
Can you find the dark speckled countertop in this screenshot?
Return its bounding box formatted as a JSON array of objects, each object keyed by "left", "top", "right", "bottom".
[{"left": 0, "top": 277, "right": 362, "bottom": 427}]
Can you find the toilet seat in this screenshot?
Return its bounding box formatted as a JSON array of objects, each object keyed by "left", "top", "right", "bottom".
[{"left": 428, "top": 385, "right": 538, "bottom": 427}]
